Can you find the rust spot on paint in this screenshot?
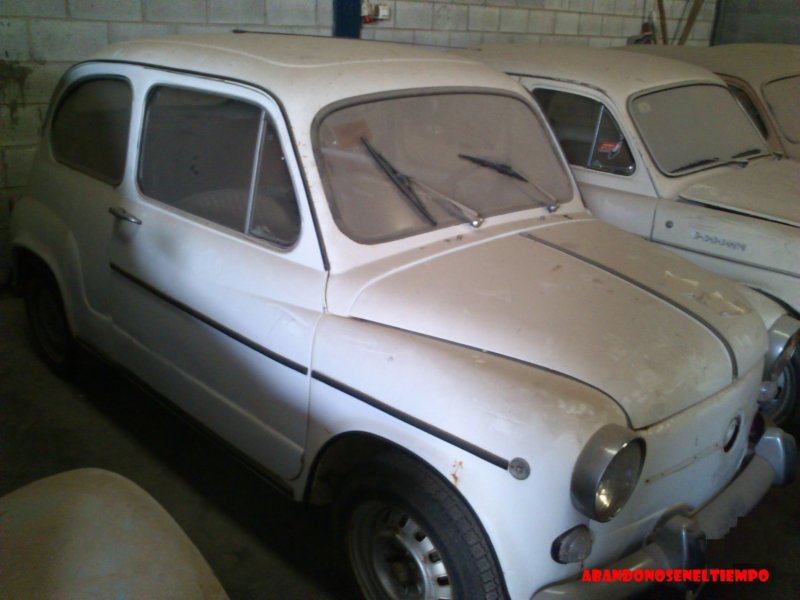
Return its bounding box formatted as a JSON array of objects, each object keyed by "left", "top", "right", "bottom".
[{"left": 450, "top": 460, "right": 464, "bottom": 487}]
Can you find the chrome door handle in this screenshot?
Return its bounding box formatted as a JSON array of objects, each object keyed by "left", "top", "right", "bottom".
[{"left": 108, "top": 206, "right": 142, "bottom": 225}]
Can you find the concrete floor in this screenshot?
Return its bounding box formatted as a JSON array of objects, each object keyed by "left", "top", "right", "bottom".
[{"left": 1, "top": 290, "right": 798, "bottom": 599}]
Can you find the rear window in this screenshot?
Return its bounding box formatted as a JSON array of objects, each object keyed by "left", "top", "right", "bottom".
[{"left": 51, "top": 78, "right": 132, "bottom": 185}]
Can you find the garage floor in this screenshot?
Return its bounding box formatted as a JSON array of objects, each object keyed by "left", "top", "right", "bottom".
[{"left": 1, "top": 290, "right": 798, "bottom": 599}]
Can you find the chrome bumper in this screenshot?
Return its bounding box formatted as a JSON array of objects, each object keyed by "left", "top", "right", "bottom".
[{"left": 532, "top": 427, "right": 796, "bottom": 600}]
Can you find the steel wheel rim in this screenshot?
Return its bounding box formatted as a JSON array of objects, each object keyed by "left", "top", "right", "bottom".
[
  {"left": 349, "top": 502, "right": 452, "bottom": 600},
  {"left": 762, "top": 360, "right": 797, "bottom": 425}
]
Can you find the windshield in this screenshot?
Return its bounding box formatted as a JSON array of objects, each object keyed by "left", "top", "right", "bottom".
[
  {"left": 763, "top": 76, "right": 800, "bottom": 143},
  {"left": 629, "top": 84, "right": 770, "bottom": 175},
  {"left": 316, "top": 93, "right": 573, "bottom": 244}
]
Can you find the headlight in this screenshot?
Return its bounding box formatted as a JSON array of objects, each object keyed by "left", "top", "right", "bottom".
[
  {"left": 571, "top": 424, "right": 645, "bottom": 522},
  {"left": 765, "top": 315, "right": 800, "bottom": 382}
]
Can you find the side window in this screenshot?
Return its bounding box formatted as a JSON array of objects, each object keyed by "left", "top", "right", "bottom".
[
  {"left": 139, "top": 86, "right": 300, "bottom": 245},
  {"left": 533, "top": 89, "right": 635, "bottom": 176},
  {"left": 139, "top": 87, "right": 261, "bottom": 231},
  {"left": 249, "top": 124, "right": 301, "bottom": 247},
  {"left": 51, "top": 78, "right": 132, "bottom": 185}
]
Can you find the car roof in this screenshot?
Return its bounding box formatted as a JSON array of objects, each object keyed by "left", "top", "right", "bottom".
[
  {"left": 456, "top": 44, "right": 723, "bottom": 104},
  {"left": 616, "top": 43, "right": 800, "bottom": 89},
  {"left": 89, "top": 33, "right": 526, "bottom": 114}
]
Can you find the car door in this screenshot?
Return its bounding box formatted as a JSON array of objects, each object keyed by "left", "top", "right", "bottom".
[
  {"left": 39, "top": 64, "right": 135, "bottom": 354},
  {"left": 108, "top": 70, "right": 326, "bottom": 480},
  {"left": 521, "top": 79, "right": 660, "bottom": 239}
]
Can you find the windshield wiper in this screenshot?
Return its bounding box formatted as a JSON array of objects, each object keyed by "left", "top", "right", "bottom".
[
  {"left": 361, "top": 137, "right": 436, "bottom": 226},
  {"left": 458, "top": 153, "right": 560, "bottom": 213},
  {"left": 458, "top": 153, "right": 529, "bottom": 182},
  {"left": 731, "top": 148, "right": 763, "bottom": 159},
  {"left": 672, "top": 157, "right": 719, "bottom": 173}
]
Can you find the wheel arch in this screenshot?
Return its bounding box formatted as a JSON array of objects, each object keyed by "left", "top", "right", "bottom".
[
  {"left": 305, "top": 431, "right": 436, "bottom": 506},
  {"left": 305, "top": 430, "right": 511, "bottom": 599},
  {"left": 751, "top": 286, "right": 799, "bottom": 320},
  {"left": 12, "top": 243, "right": 73, "bottom": 323},
  {"left": 12, "top": 244, "right": 58, "bottom": 291}
]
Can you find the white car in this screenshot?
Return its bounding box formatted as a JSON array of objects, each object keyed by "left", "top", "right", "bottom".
[
  {"left": 620, "top": 43, "right": 800, "bottom": 160},
  {"left": 10, "top": 34, "right": 798, "bottom": 600},
  {"left": 464, "top": 44, "right": 800, "bottom": 425}
]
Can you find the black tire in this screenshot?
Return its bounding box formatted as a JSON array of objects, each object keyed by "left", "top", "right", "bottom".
[
  {"left": 763, "top": 353, "right": 799, "bottom": 427},
  {"left": 24, "top": 268, "right": 81, "bottom": 379},
  {"left": 334, "top": 451, "right": 506, "bottom": 600}
]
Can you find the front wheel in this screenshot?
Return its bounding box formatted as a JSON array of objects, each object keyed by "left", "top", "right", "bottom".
[
  {"left": 335, "top": 452, "right": 506, "bottom": 600},
  {"left": 762, "top": 354, "right": 799, "bottom": 427}
]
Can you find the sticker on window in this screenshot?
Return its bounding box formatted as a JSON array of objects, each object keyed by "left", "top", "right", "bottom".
[{"left": 598, "top": 141, "right": 621, "bottom": 155}]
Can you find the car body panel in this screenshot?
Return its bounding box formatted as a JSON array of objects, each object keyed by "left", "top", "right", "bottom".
[
  {"left": 678, "top": 159, "right": 800, "bottom": 228},
  {"left": 305, "top": 315, "right": 761, "bottom": 597},
  {"left": 335, "top": 216, "right": 765, "bottom": 428}
]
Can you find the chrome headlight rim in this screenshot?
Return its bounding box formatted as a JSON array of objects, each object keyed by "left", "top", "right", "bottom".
[
  {"left": 766, "top": 315, "right": 800, "bottom": 382},
  {"left": 571, "top": 424, "right": 646, "bottom": 523}
]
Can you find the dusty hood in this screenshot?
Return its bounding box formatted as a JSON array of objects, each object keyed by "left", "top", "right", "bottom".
[
  {"left": 679, "top": 159, "right": 800, "bottom": 227},
  {"left": 336, "top": 218, "right": 767, "bottom": 428}
]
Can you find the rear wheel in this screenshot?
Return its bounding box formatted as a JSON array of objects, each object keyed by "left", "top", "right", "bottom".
[
  {"left": 25, "top": 268, "right": 81, "bottom": 379},
  {"left": 335, "top": 452, "right": 505, "bottom": 600}
]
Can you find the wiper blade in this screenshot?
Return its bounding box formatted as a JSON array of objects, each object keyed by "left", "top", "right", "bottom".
[
  {"left": 458, "top": 153, "right": 560, "bottom": 213},
  {"left": 672, "top": 157, "right": 719, "bottom": 173},
  {"left": 361, "top": 137, "right": 436, "bottom": 226},
  {"left": 458, "top": 153, "right": 528, "bottom": 182},
  {"left": 731, "top": 148, "right": 763, "bottom": 159}
]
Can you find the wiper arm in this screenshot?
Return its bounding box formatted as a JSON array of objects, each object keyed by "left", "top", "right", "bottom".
[
  {"left": 412, "top": 179, "right": 483, "bottom": 228},
  {"left": 672, "top": 157, "right": 719, "bottom": 173},
  {"left": 361, "top": 137, "right": 436, "bottom": 226},
  {"left": 458, "top": 153, "right": 529, "bottom": 182},
  {"left": 458, "top": 153, "right": 560, "bottom": 213}
]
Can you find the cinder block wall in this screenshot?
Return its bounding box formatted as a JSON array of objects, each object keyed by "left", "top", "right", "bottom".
[{"left": 0, "top": 0, "right": 718, "bottom": 282}]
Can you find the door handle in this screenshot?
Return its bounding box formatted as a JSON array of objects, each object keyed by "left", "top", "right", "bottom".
[{"left": 108, "top": 206, "right": 142, "bottom": 225}]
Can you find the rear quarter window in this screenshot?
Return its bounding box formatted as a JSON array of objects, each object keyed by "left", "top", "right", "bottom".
[{"left": 50, "top": 78, "right": 132, "bottom": 185}]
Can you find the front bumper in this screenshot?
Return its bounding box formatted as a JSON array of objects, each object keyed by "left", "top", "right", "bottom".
[{"left": 532, "top": 427, "right": 796, "bottom": 600}]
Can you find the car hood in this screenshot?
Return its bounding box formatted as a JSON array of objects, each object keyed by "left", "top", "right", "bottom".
[
  {"left": 678, "top": 159, "right": 800, "bottom": 227},
  {"left": 332, "top": 217, "right": 767, "bottom": 428}
]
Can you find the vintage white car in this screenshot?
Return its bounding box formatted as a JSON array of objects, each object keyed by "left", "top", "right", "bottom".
[
  {"left": 620, "top": 44, "right": 800, "bottom": 160},
  {"left": 10, "top": 35, "right": 798, "bottom": 600},
  {"left": 464, "top": 44, "right": 800, "bottom": 425}
]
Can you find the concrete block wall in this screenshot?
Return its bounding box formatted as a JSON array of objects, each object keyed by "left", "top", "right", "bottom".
[
  {"left": 0, "top": 0, "right": 718, "bottom": 282},
  {"left": 361, "top": 0, "right": 717, "bottom": 48}
]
